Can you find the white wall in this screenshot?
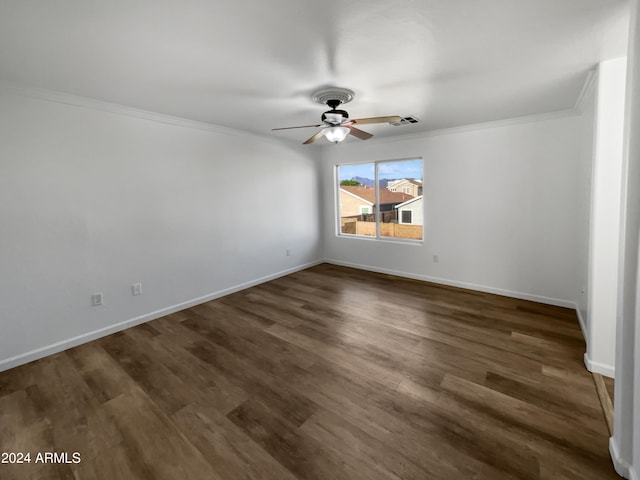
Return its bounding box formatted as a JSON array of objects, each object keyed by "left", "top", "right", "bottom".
[
  {"left": 0, "top": 86, "right": 322, "bottom": 371},
  {"left": 612, "top": 1, "right": 640, "bottom": 478},
  {"left": 321, "top": 113, "right": 588, "bottom": 307},
  {"left": 586, "top": 58, "right": 628, "bottom": 378}
]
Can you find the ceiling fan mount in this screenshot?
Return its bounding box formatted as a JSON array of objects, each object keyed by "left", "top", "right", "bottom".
[
  {"left": 272, "top": 86, "right": 401, "bottom": 145},
  {"left": 311, "top": 87, "right": 355, "bottom": 107}
]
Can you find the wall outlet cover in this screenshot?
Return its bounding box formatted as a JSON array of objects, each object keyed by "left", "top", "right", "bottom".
[{"left": 91, "top": 293, "right": 104, "bottom": 306}]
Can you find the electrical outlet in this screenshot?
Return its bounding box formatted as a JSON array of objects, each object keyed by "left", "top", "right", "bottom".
[
  {"left": 286, "top": 249, "right": 292, "bottom": 257},
  {"left": 433, "top": 255, "right": 439, "bottom": 263},
  {"left": 132, "top": 283, "right": 142, "bottom": 296},
  {"left": 92, "top": 292, "right": 104, "bottom": 306}
]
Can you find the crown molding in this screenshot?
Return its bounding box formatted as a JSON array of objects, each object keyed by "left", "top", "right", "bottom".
[
  {"left": 317, "top": 68, "right": 604, "bottom": 148},
  {"left": 0, "top": 80, "right": 293, "bottom": 147},
  {"left": 0, "top": 79, "right": 591, "bottom": 149},
  {"left": 344, "top": 108, "right": 580, "bottom": 147}
]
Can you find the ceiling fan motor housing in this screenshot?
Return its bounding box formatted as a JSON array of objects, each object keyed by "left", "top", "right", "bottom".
[{"left": 322, "top": 109, "right": 349, "bottom": 125}]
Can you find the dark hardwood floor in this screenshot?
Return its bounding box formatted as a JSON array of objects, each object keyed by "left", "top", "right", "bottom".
[
  {"left": 593, "top": 373, "right": 615, "bottom": 435},
  {"left": 0, "top": 264, "right": 618, "bottom": 479}
]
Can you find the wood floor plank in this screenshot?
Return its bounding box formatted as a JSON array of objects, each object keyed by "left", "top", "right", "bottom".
[
  {"left": 484, "top": 371, "right": 605, "bottom": 431},
  {"left": 300, "top": 407, "right": 426, "bottom": 480},
  {"left": 440, "top": 374, "right": 609, "bottom": 456},
  {"left": 99, "top": 332, "right": 193, "bottom": 415},
  {"left": 290, "top": 360, "right": 531, "bottom": 479},
  {"left": 0, "top": 390, "right": 59, "bottom": 480},
  {"left": 66, "top": 343, "right": 138, "bottom": 404},
  {"left": 183, "top": 338, "right": 320, "bottom": 428},
  {"left": 0, "top": 264, "right": 617, "bottom": 479},
  {"left": 397, "top": 376, "right": 618, "bottom": 480},
  {"left": 227, "top": 397, "right": 383, "bottom": 480},
  {"left": 265, "top": 322, "right": 406, "bottom": 389},
  {"left": 593, "top": 373, "right": 615, "bottom": 436},
  {"left": 171, "top": 403, "right": 299, "bottom": 480},
  {"left": 103, "top": 387, "right": 222, "bottom": 480}
]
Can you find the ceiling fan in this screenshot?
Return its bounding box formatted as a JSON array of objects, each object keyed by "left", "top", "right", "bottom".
[{"left": 272, "top": 87, "right": 401, "bottom": 145}]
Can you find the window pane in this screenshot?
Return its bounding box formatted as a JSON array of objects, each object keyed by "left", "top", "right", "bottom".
[
  {"left": 338, "top": 163, "right": 376, "bottom": 236},
  {"left": 379, "top": 159, "right": 423, "bottom": 240},
  {"left": 337, "top": 159, "right": 423, "bottom": 241}
]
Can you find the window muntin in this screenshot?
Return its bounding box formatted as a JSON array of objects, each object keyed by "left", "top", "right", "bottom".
[{"left": 337, "top": 158, "right": 422, "bottom": 241}]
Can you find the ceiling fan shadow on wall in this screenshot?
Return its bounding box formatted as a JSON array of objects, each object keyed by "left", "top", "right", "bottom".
[{"left": 272, "top": 87, "right": 401, "bottom": 145}]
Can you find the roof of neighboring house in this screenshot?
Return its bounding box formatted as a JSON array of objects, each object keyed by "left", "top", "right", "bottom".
[
  {"left": 340, "top": 187, "right": 373, "bottom": 205},
  {"left": 394, "top": 195, "right": 423, "bottom": 209},
  {"left": 387, "top": 178, "right": 423, "bottom": 188},
  {"left": 340, "top": 186, "right": 414, "bottom": 205}
]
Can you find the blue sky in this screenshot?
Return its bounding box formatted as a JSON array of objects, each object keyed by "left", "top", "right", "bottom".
[{"left": 338, "top": 159, "right": 422, "bottom": 181}]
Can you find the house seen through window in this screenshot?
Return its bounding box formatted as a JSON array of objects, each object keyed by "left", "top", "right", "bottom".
[{"left": 337, "top": 158, "right": 423, "bottom": 241}]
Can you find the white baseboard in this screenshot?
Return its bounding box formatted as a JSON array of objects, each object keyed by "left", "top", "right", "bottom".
[
  {"left": 584, "top": 353, "right": 616, "bottom": 378},
  {"left": 0, "top": 260, "right": 323, "bottom": 373},
  {"left": 575, "top": 306, "right": 588, "bottom": 343},
  {"left": 325, "top": 259, "right": 576, "bottom": 308},
  {"left": 610, "top": 437, "right": 633, "bottom": 479}
]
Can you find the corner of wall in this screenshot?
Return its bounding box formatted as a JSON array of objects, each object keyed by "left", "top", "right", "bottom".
[
  {"left": 576, "top": 305, "right": 588, "bottom": 342},
  {"left": 610, "top": 437, "right": 633, "bottom": 479},
  {"left": 574, "top": 68, "right": 598, "bottom": 114},
  {"left": 584, "top": 352, "right": 616, "bottom": 378},
  {"left": 325, "top": 259, "right": 577, "bottom": 308}
]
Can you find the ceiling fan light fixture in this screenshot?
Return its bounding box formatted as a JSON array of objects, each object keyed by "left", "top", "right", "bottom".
[{"left": 324, "top": 126, "right": 350, "bottom": 143}]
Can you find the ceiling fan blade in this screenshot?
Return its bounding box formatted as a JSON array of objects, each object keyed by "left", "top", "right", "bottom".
[
  {"left": 351, "top": 115, "right": 402, "bottom": 125},
  {"left": 272, "top": 124, "right": 323, "bottom": 131},
  {"left": 348, "top": 126, "right": 373, "bottom": 140},
  {"left": 303, "top": 130, "right": 326, "bottom": 145}
]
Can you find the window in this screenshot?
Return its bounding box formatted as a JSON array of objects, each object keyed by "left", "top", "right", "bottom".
[{"left": 337, "top": 158, "right": 423, "bottom": 240}]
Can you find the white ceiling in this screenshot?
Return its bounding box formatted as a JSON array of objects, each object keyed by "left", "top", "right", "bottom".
[{"left": 0, "top": 0, "right": 630, "bottom": 144}]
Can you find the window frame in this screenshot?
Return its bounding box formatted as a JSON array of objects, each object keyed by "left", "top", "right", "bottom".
[
  {"left": 335, "top": 157, "right": 423, "bottom": 243},
  {"left": 401, "top": 209, "right": 413, "bottom": 224}
]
